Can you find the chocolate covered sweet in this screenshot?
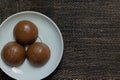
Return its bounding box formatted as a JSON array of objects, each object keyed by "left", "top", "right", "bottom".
[
  {"left": 13, "top": 20, "right": 38, "bottom": 45},
  {"left": 1, "top": 42, "right": 26, "bottom": 66},
  {"left": 26, "top": 42, "right": 50, "bottom": 66}
]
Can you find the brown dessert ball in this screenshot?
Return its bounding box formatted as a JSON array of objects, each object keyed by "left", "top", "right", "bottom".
[
  {"left": 1, "top": 42, "right": 26, "bottom": 66},
  {"left": 13, "top": 20, "right": 38, "bottom": 45},
  {"left": 27, "top": 42, "right": 50, "bottom": 66}
]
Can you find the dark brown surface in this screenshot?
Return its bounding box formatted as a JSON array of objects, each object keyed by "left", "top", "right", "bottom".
[{"left": 1, "top": 0, "right": 120, "bottom": 80}]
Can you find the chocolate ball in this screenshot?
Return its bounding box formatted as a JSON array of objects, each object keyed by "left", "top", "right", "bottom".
[
  {"left": 27, "top": 42, "right": 50, "bottom": 66},
  {"left": 1, "top": 42, "right": 26, "bottom": 66},
  {"left": 13, "top": 20, "right": 38, "bottom": 45}
]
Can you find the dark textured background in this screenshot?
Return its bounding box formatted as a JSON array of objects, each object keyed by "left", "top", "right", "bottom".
[{"left": 0, "top": 0, "right": 120, "bottom": 80}]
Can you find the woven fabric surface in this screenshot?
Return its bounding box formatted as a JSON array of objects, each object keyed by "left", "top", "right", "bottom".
[{"left": 1, "top": 0, "right": 120, "bottom": 80}]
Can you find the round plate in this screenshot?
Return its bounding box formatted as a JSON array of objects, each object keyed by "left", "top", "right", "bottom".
[{"left": 0, "top": 11, "right": 64, "bottom": 80}]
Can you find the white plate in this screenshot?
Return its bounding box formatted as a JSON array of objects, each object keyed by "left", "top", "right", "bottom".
[{"left": 0, "top": 11, "right": 64, "bottom": 80}]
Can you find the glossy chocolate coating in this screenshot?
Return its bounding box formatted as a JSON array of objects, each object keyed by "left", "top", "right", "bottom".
[
  {"left": 1, "top": 42, "right": 26, "bottom": 66},
  {"left": 13, "top": 20, "right": 38, "bottom": 45},
  {"left": 27, "top": 42, "right": 50, "bottom": 66}
]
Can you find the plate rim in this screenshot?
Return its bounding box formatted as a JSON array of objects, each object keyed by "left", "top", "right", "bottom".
[{"left": 0, "top": 11, "right": 64, "bottom": 80}]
